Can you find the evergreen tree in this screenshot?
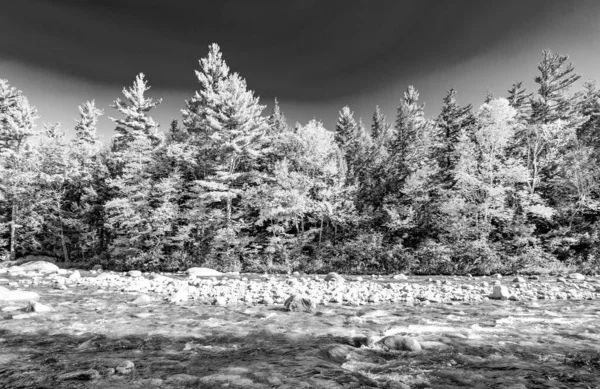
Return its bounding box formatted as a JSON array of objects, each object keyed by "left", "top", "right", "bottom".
[
  {"left": 74, "top": 100, "right": 103, "bottom": 147},
  {"left": 268, "top": 98, "right": 288, "bottom": 134},
  {"left": 434, "top": 88, "right": 475, "bottom": 186},
  {"left": 109, "top": 73, "right": 162, "bottom": 152},
  {"left": 507, "top": 81, "right": 532, "bottom": 120},
  {"left": 370, "top": 105, "right": 388, "bottom": 142},
  {"left": 531, "top": 50, "right": 581, "bottom": 124},
  {"left": 182, "top": 43, "right": 230, "bottom": 135},
  {"left": 0, "top": 80, "right": 38, "bottom": 260}
]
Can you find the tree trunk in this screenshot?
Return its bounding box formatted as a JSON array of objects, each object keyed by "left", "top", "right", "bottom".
[
  {"left": 9, "top": 200, "right": 16, "bottom": 261},
  {"left": 60, "top": 220, "right": 70, "bottom": 263}
]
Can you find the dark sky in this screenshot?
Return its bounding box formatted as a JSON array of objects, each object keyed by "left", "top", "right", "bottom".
[{"left": 1, "top": 0, "right": 600, "bottom": 140}]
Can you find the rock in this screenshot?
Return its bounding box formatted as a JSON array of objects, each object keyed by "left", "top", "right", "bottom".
[
  {"left": 165, "top": 374, "right": 200, "bottom": 384},
  {"left": 25, "top": 300, "right": 53, "bottom": 313},
  {"left": 96, "top": 272, "right": 119, "bottom": 280},
  {"left": 68, "top": 270, "right": 81, "bottom": 280},
  {"left": 348, "top": 336, "right": 377, "bottom": 348},
  {"left": 92, "top": 265, "right": 102, "bottom": 271},
  {"left": 419, "top": 341, "right": 451, "bottom": 351},
  {"left": 131, "top": 295, "right": 154, "bottom": 305},
  {"left": 512, "top": 277, "right": 527, "bottom": 283},
  {"left": 377, "top": 335, "right": 422, "bottom": 352},
  {"left": 568, "top": 273, "right": 586, "bottom": 281},
  {"left": 393, "top": 274, "right": 408, "bottom": 280},
  {"left": 11, "top": 312, "right": 37, "bottom": 319},
  {"left": 214, "top": 296, "right": 228, "bottom": 306},
  {"left": 187, "top": 267, "right": 222, "bottom": 277},
  {"left": 18, "top": 261, "right": 59, "bottom": 273},
  {"left": 493, "top": 274, "right": 502, "bottom": 279},
  {"left": 292, "top": 271, "right": 300, "bottom": 276},
  {"left": 169, "top": 289, "right": 189, "bottom": 303},
  {"left": 284, "top": 294, "right": 317, "bottom": 313},
  {"left": 116, "top": 360, "right": 135, "bottom": 375},
  {"left": 490, "top": 285, "right": 510, "bottom": 300},
  {"left": 325, "top": 272, "right": 345, "bottom": 283},
  {"left": 320, "top": 344, "right": 354, "bottom": 362},
  {"left": 58, "top": 369, "right": 101, "bottom": 381},
  {"left": 128, "top": 270, "right": 142, "bottom": 277},
  {"left": 0, "top": 290, "right": 40, "bottom": 301}
]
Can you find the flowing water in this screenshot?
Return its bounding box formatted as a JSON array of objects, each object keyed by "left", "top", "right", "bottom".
[{"left": 0, "top": 274, "right": 599, "bottom": 388}]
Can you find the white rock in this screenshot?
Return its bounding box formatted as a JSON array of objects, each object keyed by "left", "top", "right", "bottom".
[
  {"left": 25, "top": 300, "right": 53, "bottom": 313},
  {"left": 490, "top": 285, "right": 510, "bottom": 300},
  {"left": 18, "top": 261, "right": 59, "bottom": 273},
  {"left": 568, "top": 273, "right": 586, "bottom": 281},
  {"left": 131, "top": 295, "right": 154, "bottom": 305},
  {"left": 69, "top": 271, "right": 81, "bottom": 280},
  {"left": 168, "top": 289, "right": 189, "bottom": 303},
  {"left": 187, "top": 267, "right": 222, "bottom": 277},
  {"left": 393, "top": 274, "right": 408, "bottom": 280},
  {"left": 128, "top": 270, "right": 142, "bottom": 277}
]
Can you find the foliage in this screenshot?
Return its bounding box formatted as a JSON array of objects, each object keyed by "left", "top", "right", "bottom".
[{"left": 0, "top": 47, "right": 599, "bottom": 275}]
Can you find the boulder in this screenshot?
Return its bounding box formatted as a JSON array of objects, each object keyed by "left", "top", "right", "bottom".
[
  {"left": 25, "top": 300, "right": 53, "bottom": 313},
  {"left": 0, "top": 290, "right": 40, "bottom": 301},
  {"left": 490, "top": 285, "right": 510, "bottom": 300},
  {"left": 320, "top": 344, "right": 354, "bottom": 362},
  {"left": 377, "top": 335, "right": 421, "bottom": 352},
  {"left": 325, "top": 272, "right": 345, "bottom": 283},
  {"left": 512, "top": 277, "right": 527, "bottom": 283},
  {"left": 284, "top": 294, "right": 317, "bottom": 313},
  {"left": 568, "top": 273, "right": 586, "bottom": 281},
  {"left": 393, "top": 274, "right": 408, "bottom": 280},
  {"left": 17, "top": 261, "right": 59, "bottom": 273},
  {"left": 187, "top": 267, "right": 222, "bottom": 277},
  {"left": 116, "top": 360, "right": 135, "bottom": 375},
  {"left": 131, "top": 295, "right": 154, "bottom": 305},
  {"left": 128, "top": 270, "right": 142, "bottom": 278},
  {"left": 68, "top": 270, "right": 81, "bottom": 280}
]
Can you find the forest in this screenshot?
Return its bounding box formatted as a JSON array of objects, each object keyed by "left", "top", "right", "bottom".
[{"left": 0, "top": 44, "right": 598, "bottom": 275}]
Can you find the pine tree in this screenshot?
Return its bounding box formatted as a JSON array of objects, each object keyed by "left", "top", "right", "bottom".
[
  {"left": 0, "top": 80, "right": 38, "bottom": 260},
  {"left": 531, "top": 50, "right": 581, "bottom": 124},
  {"left": 182, "top": 43, "right": 230, "bottom": 135},
  {"left": 334, "top": 106, "right": 358, "bottom": 151},
  {"left": 507, "top": 81, "right": 532, "bottom": 120},
  {"left": 109, "top": 73, "right": 162, "bottom": 151},
  {"left": 579, "top": 80, "right": 600, "bottom": 154},
  {"left": 268, "top": 98, "right": 288, "bottom": 134},
  {"left": 390, "top": 86, "right": 426, "bottom": 168},
  {"left": 370, "top": 105, "right": 388, "bottom": 142},
  {"left": 74, "top": 100, "right": 103, "bottom": 146},
  {"left": 192, "top": 71, "right": 268, "bottom": 268},
  {"left": 435, "top": 88, "right": 475, "bottom": 186}
]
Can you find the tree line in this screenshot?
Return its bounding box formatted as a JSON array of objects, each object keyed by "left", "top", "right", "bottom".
[{"left": 1, "top": 45, "right": 599, "bottom": 274}]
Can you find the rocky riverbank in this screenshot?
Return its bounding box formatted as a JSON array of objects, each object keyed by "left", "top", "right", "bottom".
[{"left": 0, "top": 261, "right": 599, "bottom": 388}]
